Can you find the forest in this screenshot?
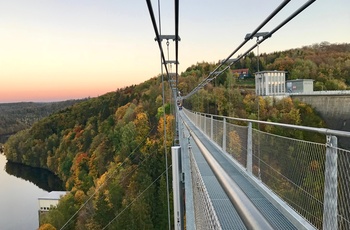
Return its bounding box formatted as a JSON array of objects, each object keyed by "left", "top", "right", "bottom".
[
  {"left": 3, "top": 42, "right": 349, "bottom": 229},
  {"left": 5, "top": 78, "right": 173, "bottom": 229},
  {"left": 0, "top": 100, "right": 85, "bottom": 143},
  {"left": 242, "top": 42, "right": 349, "bottom": 90}
]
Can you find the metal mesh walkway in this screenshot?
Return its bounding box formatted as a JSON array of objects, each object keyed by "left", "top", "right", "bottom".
[{"left": 180, "top": 119, "right": 246, "bottom": 229}]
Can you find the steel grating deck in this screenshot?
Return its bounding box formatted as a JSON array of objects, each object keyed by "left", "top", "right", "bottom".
[{"left": 180, "top": 120, "right": 246, "bottom": 230}]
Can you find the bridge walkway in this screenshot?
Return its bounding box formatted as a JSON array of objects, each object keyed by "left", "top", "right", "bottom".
[
  {"left": 179, "top": 111, "right": 298, "bottom": 229},
  {"left": 179, "top": 115, "right": 246, "bottom": 229}
]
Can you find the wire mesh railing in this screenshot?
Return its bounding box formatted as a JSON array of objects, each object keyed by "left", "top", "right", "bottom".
[
  {"left": 337, "top": 147, "right": 350, "bottom": 229},
  {"left": 226, "top": 122, "right": 248, "bottom": 168},
  {"left": 252, "top": 130, "right": 326, "bottom": 228},
  {"left": 212, "top": 119, "right": 223, "bottom": 150},
  {"left": 183, "top": 108, "right": 350, "bottom": 230},
  {"left": 188, "top": 144, "right": 222, "bottom": 230}
]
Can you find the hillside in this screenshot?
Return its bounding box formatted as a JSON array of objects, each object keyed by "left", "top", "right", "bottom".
[
  {"left": 4, "top": 42, "right": 346, "bottom": 229},
  {"left": 238, "top": 42, "right": 350, "bottom": 90},
  {"left": 0, "top": 100, "right": 85, "bottom": 143},
  {"left": 5, "top": 78, "right": 173, "bottom": 229}
]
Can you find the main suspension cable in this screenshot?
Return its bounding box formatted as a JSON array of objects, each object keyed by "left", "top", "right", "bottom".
[
  {"left": 146, "top": 0, "right": 170, "bottom": 76},
  {"left": 174, "top": 0, "right": 180, "bottom": 89}
]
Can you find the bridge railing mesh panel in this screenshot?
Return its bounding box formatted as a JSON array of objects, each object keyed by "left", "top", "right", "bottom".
[
  {"left": 225, "top": 123, "right": 248, "bottom": 168},
  {"left": 252, "top": 130, "right": 325, "bottom": 229},
  {"left": 212, "top": 119, "right": 223, "bottom": 148},
  {"left": 189, "top": 145, "right": 222, "bottom": 230},
  {"left": 205, "top": 116, "right": 211, "bottom": 138},
  {"left": 337, "top": 147, "right": 350, "bottom": 229}
]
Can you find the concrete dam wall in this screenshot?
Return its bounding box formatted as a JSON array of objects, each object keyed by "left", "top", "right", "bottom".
[{"left": 291, "top": 94, "right": 350, "bottom": 149}]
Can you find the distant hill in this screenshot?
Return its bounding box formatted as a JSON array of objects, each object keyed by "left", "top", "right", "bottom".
[
  {"left": 179, "top": 42, "right": 350, "bottom": 96},
  {"left": 236, "top": 42, "right": 350, "bottom": 90},
  {"left": 0, "top": 100, "right": 86, "bottom": 143}
]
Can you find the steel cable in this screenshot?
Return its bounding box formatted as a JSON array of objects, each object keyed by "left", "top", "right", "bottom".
[{"left": 183, "top": 0, "right": 319, "bottom": 100}]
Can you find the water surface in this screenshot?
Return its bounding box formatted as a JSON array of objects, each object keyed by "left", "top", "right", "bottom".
[{"left": 0, "top": 154, "right": 63, "bottom": 230}]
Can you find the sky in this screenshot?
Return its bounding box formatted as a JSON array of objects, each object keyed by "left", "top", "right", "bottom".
[{"left": 0, "top": 0, "right": 349, "bottom": 103}]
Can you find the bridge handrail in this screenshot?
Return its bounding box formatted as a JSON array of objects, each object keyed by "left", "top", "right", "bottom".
[{"left": 187, "top": 108, "right": 350, "bottom": 138}]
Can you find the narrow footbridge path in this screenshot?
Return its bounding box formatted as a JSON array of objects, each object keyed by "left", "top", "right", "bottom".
[{"left": 173, "top": 109, "right": 350, "bottom": 230}]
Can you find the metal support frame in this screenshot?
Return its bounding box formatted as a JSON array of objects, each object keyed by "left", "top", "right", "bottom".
[
  {"left": 156, "top": 35, "right": 181, "bottom": 41},
  {"left": 245, "top": 32, "right": 269, "bottom": 41},
  {"left": 163, "top": 60, "right": 179, "bottom": 65}
]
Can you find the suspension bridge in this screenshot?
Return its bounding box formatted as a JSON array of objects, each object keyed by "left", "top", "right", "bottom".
[{"left": 146, "top": 0, "right": 350, "bottom": 229}]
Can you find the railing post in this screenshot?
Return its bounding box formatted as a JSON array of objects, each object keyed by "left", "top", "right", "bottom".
[
  {"left": 223, "top": 117, "right": 226, "bottom": 152},
  {"left": 172, "top": 146, "right": 184, "bottom": 230},
  {"left": 247, "top": 122, "right": 253, "bottom": 174},
  {"left": 182, "top": 121, "right": 185, "bottom": 138},
  {"left": 210, "top": 115, "right": 213, "bottom": 140},
  {"left": 199, "top": 113, "right": 202, "bottom": 129},
  {"left": 323, "top": 135, "right": 337, "bottom": 230},
  {"left": 202, "top": 113, "right": 204, "bottom": 130},
  {"left": 204, "top": 114, "right": 207, "bottom": 135},
  {"left": 198, "top": 113, "right": 201, "bottom": 130}
]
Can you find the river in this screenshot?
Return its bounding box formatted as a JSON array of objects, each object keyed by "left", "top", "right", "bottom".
[{"left": 0, "top": 153, "right": 64, "bottom": 230}]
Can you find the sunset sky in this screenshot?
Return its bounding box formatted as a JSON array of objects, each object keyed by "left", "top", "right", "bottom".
[{"left": 1, "top": 0, "right": 349, "bottom": 102}]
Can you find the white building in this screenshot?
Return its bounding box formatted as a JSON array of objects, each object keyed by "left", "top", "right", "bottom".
[
  {"left": 255, "top": 71, "right": 286, "bottom": 96},
  {"left": 38, "top": 191, "right": 68, "bottom": 212}
]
